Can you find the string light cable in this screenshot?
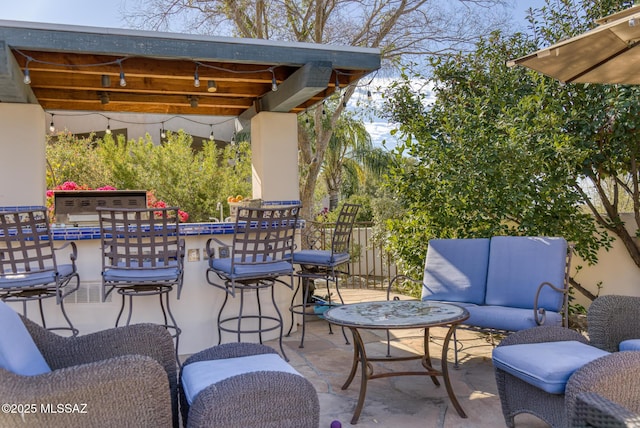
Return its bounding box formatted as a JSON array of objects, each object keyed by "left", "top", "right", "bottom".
[{"left": 46, "top": 111, "right": 238, "bottom": 138}]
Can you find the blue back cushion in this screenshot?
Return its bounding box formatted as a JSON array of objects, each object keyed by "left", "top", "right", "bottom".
[
  {"left": 421, "top": 238, "right": 490, "bottom": 305},
  {"left": 485, "top": 236, "right": 567, "bottom": 311},
  {"left": 0, "top": 301, "right": 51, "bottom": 376}
]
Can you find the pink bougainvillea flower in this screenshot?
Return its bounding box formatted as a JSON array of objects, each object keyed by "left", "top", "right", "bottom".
[
  {"left": 96, "top": 185, "right": 117, "bottom": 191},
  {"left": 178, "top": 210, "right": 189, "bottom": 222},
  {"left": 59, "top": 181, "right": 80, "bottom": 190}
]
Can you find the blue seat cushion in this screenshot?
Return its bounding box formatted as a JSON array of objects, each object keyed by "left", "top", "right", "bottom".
[
  {"left": 181, "top": 353, "right": 302, "bottom": 405},
  {"left": 209, "top": 257, "right": 292, "bottom": 279},
  {"left": 485, "top": 237, "right": 567, "bottom": 311},
  {"left": 103, "top": 262, "right": 181, "bottom": 282},
  {"left": 466, "top": 305, "right": 563, "bottom": 332},
  {"left": 619, "top": 339, "right": 640, "bottom": 351},
  {"left": 292, "top": 250, "right": 350, "bottom": 267},
  {"left": 421, "top": 238, "right": 490, "bottom": 305},
  {"left": 0, "top": 301, "right": 51, "bottom": 376},
  {"left": 492, "top": 340, "right": 609, "bottom": 394},
  {"left": 0, "top": 264, "right": 75, "bottom": 288}
]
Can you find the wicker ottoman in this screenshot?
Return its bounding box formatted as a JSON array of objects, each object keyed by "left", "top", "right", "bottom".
[{"left": 179, "top": 343, "right": 319, "bottom": 428}]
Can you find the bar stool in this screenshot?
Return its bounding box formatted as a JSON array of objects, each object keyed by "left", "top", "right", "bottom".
[
  {"left": 287, "top": 203, "right": 360, "bottom": 348},
  {"left": 205, "top": 205, "right": 300, "bottom": 361},
  {"left": 0, "top": 208, "right": 80, "bottom": 336},
  {"left": 97, "top": 206, "right": 185, "bottom": 354}
]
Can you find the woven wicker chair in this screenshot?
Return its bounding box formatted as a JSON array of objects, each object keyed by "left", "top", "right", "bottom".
[
  {"left": 572, "top": 392, "right": 640, "bottom": 427},
  {"left": 0, "top": 208, "right": 80, "bottom": 335},
  {"left": 0, "top": 302, "right": 179, "bottom": 428},
  {"left": 493, "top": 295, "right": 640, "bottom": 427},
  {"left": 179, "top": 342, "right": 319, "bottom": 428}
]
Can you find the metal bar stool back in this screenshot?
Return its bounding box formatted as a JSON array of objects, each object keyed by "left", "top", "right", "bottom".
[
  {"left": 97, "top": 206, "right": 185, "bottom": 354},
  {"left": 0, "top": 208, "right": 79, "bottom": 335},
  {"left": 288, "top": 203, "right": 360, "bottom": 347},
  {"left": 206, "top": 204, "right": 300, "bottom": 361}
]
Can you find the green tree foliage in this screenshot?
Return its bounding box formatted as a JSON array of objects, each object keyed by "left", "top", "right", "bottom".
[
  {"left": 47, "top": 130, "right": 252, "bottom": 222},
  {"left": 125, "top": 0, "right": 511, "bottom": 222},
  {"left": 383, "top": 0, "right": 640, "bottom": 298},
  {"left": 46, "top": 131, "right": 111, "bottom": 189},
  {"left": 381, "top": 30, "right": 613, "bottom": 291}
]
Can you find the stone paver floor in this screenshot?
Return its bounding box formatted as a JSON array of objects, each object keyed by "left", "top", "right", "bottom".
[{"left": 271, "top": 288, "right": 551, "bottom": 428}]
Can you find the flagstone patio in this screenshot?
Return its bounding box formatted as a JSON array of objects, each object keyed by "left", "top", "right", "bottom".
[{"left": 261, "top": 288, "right": 552, "bottom": 428}]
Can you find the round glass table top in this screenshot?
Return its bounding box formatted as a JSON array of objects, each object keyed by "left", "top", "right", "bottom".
[{"left": 323, "top": 300, "right": 469, "bottom": 329}]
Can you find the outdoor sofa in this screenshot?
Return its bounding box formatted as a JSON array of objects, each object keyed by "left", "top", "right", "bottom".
[{"left": 390, "top": 236, "right": 571, "bottom": 362}]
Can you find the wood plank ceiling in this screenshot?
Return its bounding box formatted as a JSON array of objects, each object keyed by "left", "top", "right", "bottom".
[{"left": 0, "top": 21, "right": 380, "bottom": 118}]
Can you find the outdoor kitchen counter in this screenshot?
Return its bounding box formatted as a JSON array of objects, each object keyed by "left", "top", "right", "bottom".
[{"left": 20, "top": 222, "right": 303, "bottom": 355}]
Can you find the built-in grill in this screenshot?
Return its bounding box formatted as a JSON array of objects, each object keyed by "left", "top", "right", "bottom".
[{"left": 54, "top": 190, "right": 147, "bottom": 226}]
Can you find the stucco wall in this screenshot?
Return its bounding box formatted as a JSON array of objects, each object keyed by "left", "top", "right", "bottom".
[
  {"left": 572, "top": 212, "right": 640, "bottom": 308},
  {"left": 250, "top": 112, "right": 299, "bottom": 201},
  {"left": 0, "top": 103, "right": 46, "bottom": 206}
]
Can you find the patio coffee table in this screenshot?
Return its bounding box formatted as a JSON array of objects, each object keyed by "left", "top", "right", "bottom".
[{"left": 323, "top": 300, "right": 470, "bottom": 424}]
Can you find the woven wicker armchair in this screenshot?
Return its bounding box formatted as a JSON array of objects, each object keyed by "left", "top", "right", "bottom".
[
  {"left": 1, "top": 315, "right": 179, "bottom": 428},
  {"left": 587, "top": 295, "right": 640, "bottom": 352},
  {"left": 493, "top": 294, "right": 640, "bottom": 428},
  {"left": 572, "top": 391, "right": 640, "bottom": 427}
]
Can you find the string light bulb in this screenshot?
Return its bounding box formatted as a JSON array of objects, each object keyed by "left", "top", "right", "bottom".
[
  {"left": 49, "top": 114, "right": 55, "bottom": 133},
  {"left": 209, "top": 125, "right": 215, "bottom": 140},
  {"left": 193, "top": 65, "right": 200, "bottom": 88},
  {"left": 367, "top": 89, "right": 372, "bottom": 100},
  {"left": 23, "top": 66, "right": 31, "bottom": 85},
  {"left": 118, "top": 61, "right": 126, "bottom": 87},
  {"left": 106, "top": 119, "right": 112, "bottom": 134},
  {"left": 335, "top": 73, "right": 341, "bottom": 93},
  {"left": 161, "top": 123, "right": 166, "bottom": 139},
  {"left": 271, "top": 69, "right": 278, "bottom": 91}
]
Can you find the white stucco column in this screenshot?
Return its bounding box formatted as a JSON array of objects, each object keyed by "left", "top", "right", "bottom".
[
  {"left": 0, "top": 104, "right": 46, "bottom": 207},
  {"left": 250, "top": 112, "right": 300, "bottom": 202}
]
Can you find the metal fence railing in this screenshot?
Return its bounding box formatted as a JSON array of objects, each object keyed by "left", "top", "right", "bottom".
[{"left": 302, "top": 221, "right": 399, "bottom": 290}]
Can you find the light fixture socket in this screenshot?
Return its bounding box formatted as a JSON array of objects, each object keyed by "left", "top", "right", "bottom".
[
  {"left": 99, "top": 91, "right": 110, "bottom": 105},
  {"left": 189, "top": 96, "right": 199, "bottom": 108},
  {"left": 101, "top": 74, "right": 111, "bottom": 88},
  {"left": 207, "top": 80, "right": 217, "bottom": 92}
]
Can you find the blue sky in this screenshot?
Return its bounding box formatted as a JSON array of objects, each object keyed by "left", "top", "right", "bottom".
[
  {"left": 2, "top": 0, "right": 126, "bottom": 27},
  {"left": 3, "top": 1, "right": 545, "bottom": 29}
]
